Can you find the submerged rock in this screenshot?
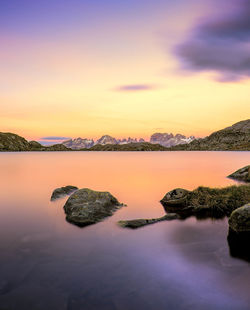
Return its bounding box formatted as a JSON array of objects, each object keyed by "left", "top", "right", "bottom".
[
  {"left": 63, "top": 188, "right": 124, "bottom": 227},
  {"left": 118, "top": 213, "right": 180, "bottom": 229},
  {"left": 51, "top": 185, "right": 78, "bottom": 201},
  {"left": 228, "top": 165, "right": 250, "bottom": 183},
  {"left": 228, "top": 204, "right": 250, "bottom": 233},
  {"left": 161, "top": 185, "right": 250, "bottom": 218}
]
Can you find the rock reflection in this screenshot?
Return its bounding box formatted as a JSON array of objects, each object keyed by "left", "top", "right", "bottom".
[{"left": 227, "top": 230, "right": 250, "bottom": 263}]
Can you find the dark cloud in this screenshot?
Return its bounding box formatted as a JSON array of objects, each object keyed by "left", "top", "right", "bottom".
[
  {"left": 41, "top": 136, "right": 70, "bottom": 140},
  {"left": 174, "top": 0, "right": 250, "bottom": 81},
  {"left": 114, "top": 84, "right": 156, "bottom": 92}
]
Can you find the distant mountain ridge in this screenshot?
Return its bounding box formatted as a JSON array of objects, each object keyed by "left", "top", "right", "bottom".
[
  {"left": 150, "top": 133, "right": 195, "bottom": 147},
  {"left": 63, "top": 138, "right": 94, "bottom": 150},
  {"left": 0, "top": 120, "right": 249, "bottom": 151},
  {"left": 62, "top": 133, "right": 194, "bottom": 149}
]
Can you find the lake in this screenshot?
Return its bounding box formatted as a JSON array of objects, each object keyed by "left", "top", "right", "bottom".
[{"left": 0, "top": 151, "right": 249, "bottom": 310}]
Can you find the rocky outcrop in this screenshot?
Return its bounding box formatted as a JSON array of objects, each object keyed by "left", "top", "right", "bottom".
[
  {"left": 63, "top": 138, "right": 94, "bottom": 149},
  {"left": 228, "top": 165, "right": 250, "bottom": 183},
  {"left": 150, "top": 133, "right": 195, "bottom": 147},
  {"left": 160, "top": 185, "right": 250, "bottom": 218},
  {"left": 0, "top": 132, "right": 32, "bottom": 151},
  {"left": 0, "top": 132, "right": 72, "bottom": 152},
  {"left": 118, "top": 213, "right": 180, "bottom": 229},
  {"left": 51, "top": 185, "right": 78, "bottom": 201},
  {"left": 171, "top": 119, "right": 250, "bottom": 151},
  {"left": 228, "top": 204, "right": 250, "bottom": 233},
  {"left": 63, "top": 188, "right": 124, "bottom": 226}
]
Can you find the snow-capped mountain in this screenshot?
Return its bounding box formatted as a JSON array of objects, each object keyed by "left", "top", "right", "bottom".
[
  {"left": 95, "top": 135, "right": 117, "bottom": 145},
  {"left": 62, "top": 133, "right": 195, "bottom": 149},
  {"left": 150, "top": 133, "right": 195, "bottom": 147},
  {"left": 62, "top": 138, "right": 94, "bottom": 149}
]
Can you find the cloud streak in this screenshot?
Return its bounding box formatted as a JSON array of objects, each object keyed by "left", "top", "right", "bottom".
[
  {"left": 41, "top": 136, "right": 70, "bottom": 140},
  {"left": 174, "top": 0, "right": 250, "bottom": 82},
  {"left": 114, "top": 84, "right": 156, "bottom": 92}
]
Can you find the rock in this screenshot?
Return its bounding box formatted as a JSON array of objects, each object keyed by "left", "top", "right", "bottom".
[
  {"left": 118, "top": 213, "right": 180, "bottom": 229},
  {"left": 160, "top": 188, "right": 190, "bottom": 211},
  {"left": 228, "top": 204, "right": 250, "bottom": 233},
  {"left": 228, "top": 165, "right": 250, "bottom": 183},
  {"left": 51, "top": 186, "right": 78, "bottom": 201},
  {"left": 63, "top": 188, "right": 124, "bottom": 226}
]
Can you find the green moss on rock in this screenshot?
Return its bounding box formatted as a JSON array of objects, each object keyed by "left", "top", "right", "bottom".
[{"left": 161, "top": 185, "right": 250, "bottom": 218}]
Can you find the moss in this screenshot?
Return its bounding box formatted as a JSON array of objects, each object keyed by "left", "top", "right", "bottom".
[
  {"left": 161, "top": 185, "right": 250, "bottom": 219},
  {"left": 187, "top": 185, "right": 250, "bottom": 216}
]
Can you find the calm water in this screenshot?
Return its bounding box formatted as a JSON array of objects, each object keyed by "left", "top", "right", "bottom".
[{"left": 0, "top": 151, "right": 249, "bottom": 310}]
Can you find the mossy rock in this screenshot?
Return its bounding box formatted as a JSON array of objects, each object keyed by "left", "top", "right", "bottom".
[
  {"left": 228, "top": 204, "right": 250, "bottom": 233},
  {"left": 160, "top": 188, "right": 190, "bottom": 211},
  {"left": 63, "top": 188, "right": 124, "bottom": 227},
  {"left": 161, "top": 185, "right": 250, "bottom": 218}
]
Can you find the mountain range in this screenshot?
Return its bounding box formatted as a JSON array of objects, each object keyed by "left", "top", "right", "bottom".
[
  {"left": 0, "top": 119, "right": 249, "bottom": 151},
  {"left": 62, "top": 133, "right": 195, "bottom": 149}
]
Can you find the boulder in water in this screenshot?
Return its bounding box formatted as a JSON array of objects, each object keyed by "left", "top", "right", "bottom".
[
  {"left": 228, "top": 165, "right": 250, "bottom": 183},
  {"left": 228, "top": 204, "right": 250, "bottom": 233},
  {"left": 63, "top": 188, "right": 124, "bottom": 227},
  {"left": 51, "top": 185, "right": 78, "bottom": 201}
]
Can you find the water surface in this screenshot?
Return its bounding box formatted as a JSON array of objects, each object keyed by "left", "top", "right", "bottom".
[{"left": 0, "top": 151, "right": 249, "bottom": 310}]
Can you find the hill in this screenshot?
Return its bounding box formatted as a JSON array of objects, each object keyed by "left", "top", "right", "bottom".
[
  {"left": 170, "top": 120, "right": 250, "bottom": 151},
  {"left": 0, "top": 133, "right": 71, "bottom": 152},
  {"left": 86, "top": 142, "right": 167, "bottom": 151}
]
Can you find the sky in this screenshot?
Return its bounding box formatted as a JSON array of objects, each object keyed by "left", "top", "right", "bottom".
[{"left": 1, "top": 0, "right": 250, "bottom": 142}]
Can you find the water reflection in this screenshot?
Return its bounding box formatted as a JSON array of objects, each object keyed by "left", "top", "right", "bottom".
[{"left": 0, "top": 151, "right": 249, "bottom": 310}]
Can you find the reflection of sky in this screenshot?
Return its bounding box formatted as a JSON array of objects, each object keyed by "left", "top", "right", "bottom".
[
  {"left": 0, "top": 0, "right": 249, "bottom": 139},
  {"left": 0, "top": 152, "right": 249, "bottom": 309}
]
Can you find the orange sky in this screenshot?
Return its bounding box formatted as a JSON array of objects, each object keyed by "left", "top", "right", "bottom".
[{"left": 0, "top": 0, "right": 249, "bottom": 141}]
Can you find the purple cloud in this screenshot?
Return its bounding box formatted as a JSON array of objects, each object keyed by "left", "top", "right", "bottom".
[
  {"left": 174, "top": 0, "right": 250, "bottom": 82},
  {"left": 41, "top": 136, "right": 70, "bottom": 140},
  {"left": 114, "top": 84, "right": 156, "bottom": 92}
]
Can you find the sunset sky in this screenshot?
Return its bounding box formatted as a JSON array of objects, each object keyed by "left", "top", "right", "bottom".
[{"left": 1, "top": 0, "right": 250, "bottom": 142}]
